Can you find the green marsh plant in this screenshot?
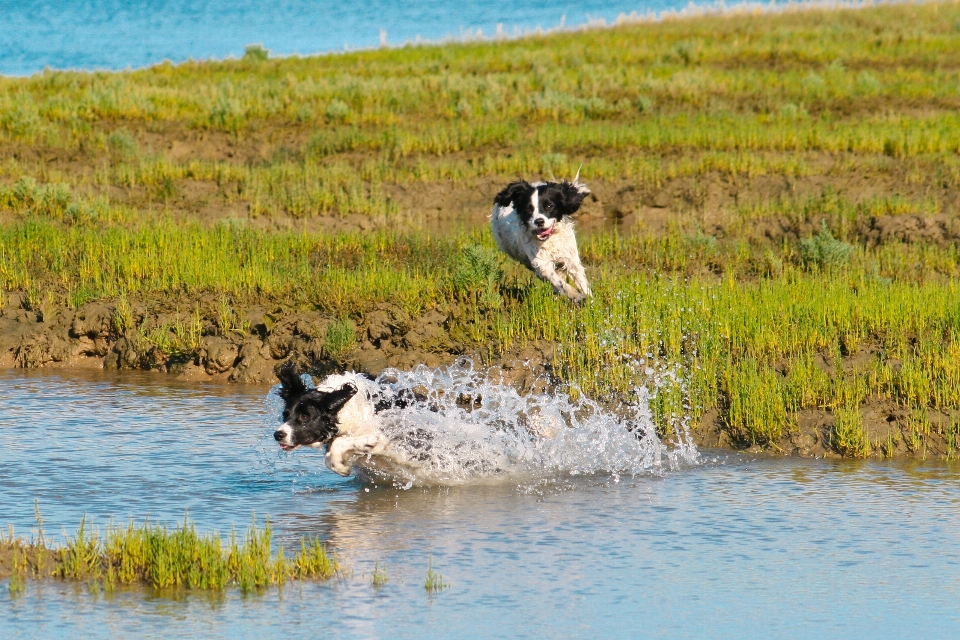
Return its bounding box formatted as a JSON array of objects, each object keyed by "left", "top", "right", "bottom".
[
  {"left": 424, "top": 557, "right": 448, "bottom": 594},
  {"left": 832, "top": 405, "right": 870, "bottom": 458},
  {"left": 324, "top": 318, "right": 356, "bottom": 359},
  {"left": 371, "top": 561, "right": 388, "bottom": 588},
  {"left": 3, "top": 511, "right": 342, "bottom": 593}
]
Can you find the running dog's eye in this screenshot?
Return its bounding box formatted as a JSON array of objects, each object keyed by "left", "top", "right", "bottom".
[
  {"left": 298, "top": 413, "right": 308, "bottom": 422},
  {"left": 544, "top": 203, "right": 554, "bottom": 210}
]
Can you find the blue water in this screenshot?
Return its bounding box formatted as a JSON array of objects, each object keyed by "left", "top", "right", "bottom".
[
  {"left": 2, "top": 369, "right": 960, "bottom": 638},
  {"left": 1, "top": 0, "right": 716, "bottom": 77}
]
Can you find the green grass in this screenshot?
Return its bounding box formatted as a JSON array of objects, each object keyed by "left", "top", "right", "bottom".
[
  {"left": 3, "top": 511, "right": 339, "bottom": 594},
  {"left": 424, "top": 557, "right": 448, "bottom": 593},
  {"left": 2, "top": 3, "right": 960, "bottom": 219},
  {"left": 371, "top": 560, "right": 389, "bottom": 588},
  {"left": 833, "top": 405, "right": 870, "bottom": 458}
]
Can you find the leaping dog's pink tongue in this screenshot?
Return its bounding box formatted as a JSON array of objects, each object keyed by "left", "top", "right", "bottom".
[{"left": 537, "top": 226, "right": 556, "bottom": 240}]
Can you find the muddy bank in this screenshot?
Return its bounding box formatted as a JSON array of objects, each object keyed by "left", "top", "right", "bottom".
[
  {"left": 0, "top": 291, "right": 554, "bottom": 393},
  {"left": 692, "top": 399, "right": 952, "bottom": 460},
  {"left": 0, "top": 290, "right": 948, "bottom": 461}
]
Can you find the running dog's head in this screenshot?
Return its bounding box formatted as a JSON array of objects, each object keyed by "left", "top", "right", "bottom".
[
  {"left": 493, "top": 179, "right": 590, "bottom": 241},
  {"left": 273, "top": 363, "right": 357, "bottom": 451}
]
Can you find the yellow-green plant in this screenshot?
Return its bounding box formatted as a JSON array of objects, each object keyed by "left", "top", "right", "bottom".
[
  {"left": 832, "top": 406, "right": 870, "bottom": 458},
  {"left": 371, "top": 560, "right": 388, "bottom": 588},
  {"left": 424, "top": 556, "right": 447, "bottom": 593},
  {"left": 3, "top": 510, "right": 344, "bottom": 592}
]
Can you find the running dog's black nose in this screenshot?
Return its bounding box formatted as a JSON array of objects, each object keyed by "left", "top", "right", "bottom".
[
  {"left": 273, "top": 430, "right": 285, "bottom": 442},
  {"left": 533, "top": 218, "right": 545, "bottom": 227}
]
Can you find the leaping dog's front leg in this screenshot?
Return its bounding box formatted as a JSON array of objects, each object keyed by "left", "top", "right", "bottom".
[
  {"left": 532, "top": 257, "right": 585, "bottom": 303},
  {"left": 567, "top": 259, "right": 593, "bottom": 299},
  {"left": 325, "top": 433, "right": 389, "bottom": 476}
]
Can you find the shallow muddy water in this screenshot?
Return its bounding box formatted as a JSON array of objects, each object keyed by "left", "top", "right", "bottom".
[
  {"left": 3, "top": 369, "right": 960, "bottom": 638},
  {"left": 2, "top": 0, "right": 703, "bottom": 76}
]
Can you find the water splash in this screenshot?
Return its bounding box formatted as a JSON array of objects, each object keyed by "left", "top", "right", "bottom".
[{"left": 265, "top": 359, "right": 698, "bottom": 487}]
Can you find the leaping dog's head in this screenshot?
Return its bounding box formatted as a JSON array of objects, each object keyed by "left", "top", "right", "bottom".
[
  {"left": 273, "top": 363, "right": 357, "bottom": 452},
  {"left": 494, "top": 179, "right": 590, "bottom": 241}
]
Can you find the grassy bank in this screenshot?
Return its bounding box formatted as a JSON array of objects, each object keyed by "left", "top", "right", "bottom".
[
  {"left": 3, "top": 2, "right": 960, "bottom": 458},
  {"left": 3, "top": 220, "right": 960, "bottom": 456}
]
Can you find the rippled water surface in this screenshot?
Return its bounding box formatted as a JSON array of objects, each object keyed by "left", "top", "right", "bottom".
[
  {"left": 2, "top": 0, "right": 703, "bottom": 76},
  {"left": 3, "top": 369, "right": 960, "bottom": 638}
]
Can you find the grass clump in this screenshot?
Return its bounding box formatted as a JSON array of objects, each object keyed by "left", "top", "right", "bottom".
[
  {"left": 105, "top": 128, "right": 139, "bottom": 161},
  {"left": 324, "top": 318, "right": 356, "bottom": 358},
  {"left": 3, "top": 511, "right": 340, "bottom": 593},
  {"left": 293, "top": 535, "right": 339, "bottom": 580},
  {"left": 242, "top": 44, "right": 269, "bottom": 63},
  {"left": 832, "top": 406, "right": 870, "bottom": 458},
  {"left": 723, "top": 359, "right": 790, "bottom": 446},
  {"left": 371, "top": 560, "right": 388, "bottom": 588},
  {"left": 0, "top": 178, "right": 72, "bottom": 219},
  {"left": 424, "top": 557, "right": 447, "bottom": 593},
  {"left": 325, "top": 99, "right": 350, "bottom": 123}
]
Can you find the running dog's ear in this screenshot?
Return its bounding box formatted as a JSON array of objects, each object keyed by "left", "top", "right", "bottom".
[
  {"left": 277, "top": 362, "right": 310, "bottom": 401},
  {"left": 558, "top": 180, "right": 589, "bottom": 215},
  {"left": 494, "top": 181, "right": 530, "bottom": 208},
  {"left": 322, "top": 383, "right": 358, "bottom": 414}
]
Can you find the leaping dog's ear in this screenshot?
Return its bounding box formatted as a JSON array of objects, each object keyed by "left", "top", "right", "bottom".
[
  {"left": 558, "top": 181, "right": 589, "bottom": 215},
  {"left": 322, "top": 382, "right": 358, "bottom": 414},
  {"left": 494, "top": 181, "right": 530, "bottom": 208},
  {"left": 277, "top": 362, "right": 310, "bottom": 401}
]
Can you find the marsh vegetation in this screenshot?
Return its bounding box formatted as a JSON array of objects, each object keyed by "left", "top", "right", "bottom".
[
  {"left": 2, "top": 507, "right": 339, "bottom": 595},
  {"left": 2, "top": 2, "right": 960, "bottom": 457}
]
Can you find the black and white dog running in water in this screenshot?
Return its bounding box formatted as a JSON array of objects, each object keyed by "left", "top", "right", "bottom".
[
  {"left": 271, "top": 362, "right": 566, "bottom": 482},
  {"left": 272, "top": 363, "right": 421, "bottom": 477},
  {"left": 490, "top": 174, "right": 592, "bottom": 303}
]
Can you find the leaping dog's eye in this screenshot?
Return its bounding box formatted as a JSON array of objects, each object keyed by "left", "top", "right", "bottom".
[
  {"left": 298, "top": 413, "right": 308, "bottom": 422},
  {"left": 544, "top": 203, "right": 554, "bottom": 210}
]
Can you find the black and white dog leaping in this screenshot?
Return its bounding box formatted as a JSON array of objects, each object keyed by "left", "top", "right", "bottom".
[{"left": 491, "top": 177, "right": 592, "bottom": 303}]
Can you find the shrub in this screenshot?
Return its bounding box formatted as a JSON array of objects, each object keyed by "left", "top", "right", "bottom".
[
  {"left": 325, "top": 99, "right": 350, "bottom": 122},
  {"left": 105, "top": 128, "right": 139, "bottom": 160},
  {"left": 452, "top": 244, "right": 503, "bottom": 308},
  {"left": 798, "top": 221, "right": 854, "bottom": 270},
  {"left": 242, "top": 44, "right": 269, "bottom": 62}
]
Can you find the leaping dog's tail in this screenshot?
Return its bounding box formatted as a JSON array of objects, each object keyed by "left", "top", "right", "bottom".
[{"left": 572, "top": 164, "right": 589, "bottom": 194}]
